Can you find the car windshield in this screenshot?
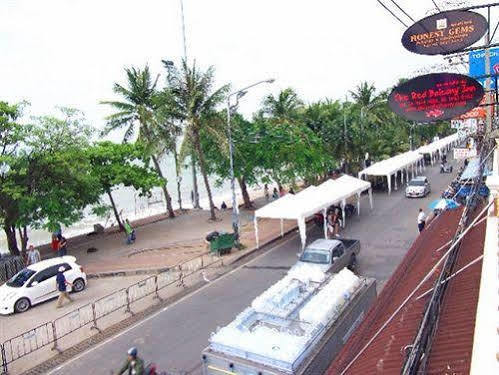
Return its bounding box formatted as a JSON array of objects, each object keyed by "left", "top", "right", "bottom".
[
  {"left": 409, "top": 180, "right": 425, "bottom": 186},
  {"left": 300, "top": 249, "right": 330, "bottom": 264},
  {"left": 6, "top": 268, "right": 36, "bottom": 288}
]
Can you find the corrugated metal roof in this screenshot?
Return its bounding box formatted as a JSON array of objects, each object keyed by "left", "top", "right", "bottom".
[{"left": 327, "top": 207, "right": 485, "bottom": 375}]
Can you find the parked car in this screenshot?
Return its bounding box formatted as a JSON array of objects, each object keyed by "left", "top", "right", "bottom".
[
  {"left": 292, "top": 238, "right": 361, "bottom": 274},
  {"left": 0, "top": 256, "right": 86, "bottom": 314},
  {"left": 405, "top": 176, "right": 431, "bottom": 198}
]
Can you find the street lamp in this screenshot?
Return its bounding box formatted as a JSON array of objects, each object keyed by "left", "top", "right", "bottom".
[{"left": 227, "top": 78, "right": 275, "bottom": 245}]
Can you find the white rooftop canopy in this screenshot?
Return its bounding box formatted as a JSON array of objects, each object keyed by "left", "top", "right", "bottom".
[
  {"left": 254, "top": 175, "right": 372, "bottom": 249},
  {"left": 417, "top": 133, "right": 461, "bottom": 165},
  {"left": 358, "top": 151, "right": 424, "bottom": 193}
]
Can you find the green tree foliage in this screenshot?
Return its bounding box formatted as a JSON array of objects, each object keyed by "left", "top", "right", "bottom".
[
  {"left": 1, "top": 106, "right": 102, "bottom": 255},
  {"left": 101, "top": 65, "right": 176, "bottom": 218},
  {"left": 87, "top": 141, "right": 162, "bottom": 230}
]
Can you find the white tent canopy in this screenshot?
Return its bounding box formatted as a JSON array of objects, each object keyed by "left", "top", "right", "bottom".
[
  {"left": 254, "top": 175, "right": 372, "bottom": 249},
  {"left": 417, "top": 133, "right": 461, "bottom": 165},
  {"left": 358, "top": 150, "right": 424, "bottom": 194}
]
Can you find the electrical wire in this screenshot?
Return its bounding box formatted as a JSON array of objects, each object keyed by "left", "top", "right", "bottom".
[
  {"left": 375, "top": 0, "right": 409, "bottom": 28},
  {"left": 389, "top": 0, "right": 416, "bottom": 22},
  {"left": 431, "top": 0, "right": 441, "bottom": 12}
]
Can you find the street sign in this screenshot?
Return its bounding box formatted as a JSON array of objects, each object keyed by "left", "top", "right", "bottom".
[
  {"left": 388, "top": 73, "right": 485, "bottom": 122},
  {"left": 453, "top": 147, "right": 477, "bottom": 159},
  {"left": 402, "top": 10, "right": 488, "bottom": 55},
  {"left": 469, "top": 47, "right": 499, "bottom": 89}
]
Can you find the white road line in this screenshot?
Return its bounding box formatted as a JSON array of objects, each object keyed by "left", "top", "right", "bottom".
[{"left": 47, "top": 232, "right": 299, "bottom": 374}]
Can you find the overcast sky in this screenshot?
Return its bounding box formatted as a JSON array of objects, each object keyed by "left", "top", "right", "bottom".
[{"left": 0, "top": 0, "right": 493, "bottom": 138}]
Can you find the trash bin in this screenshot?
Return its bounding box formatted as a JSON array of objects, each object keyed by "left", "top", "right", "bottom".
[{"left": 209, "top": 233, "right": 235, "bottom": 255}]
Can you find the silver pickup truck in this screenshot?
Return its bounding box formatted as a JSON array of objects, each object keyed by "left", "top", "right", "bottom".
[{"left": 294, "top": 238, "right": 360, "bottom": 274}]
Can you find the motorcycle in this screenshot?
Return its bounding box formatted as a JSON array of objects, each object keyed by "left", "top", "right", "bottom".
[{"left": 440, "top": 163, "right": 453, "bottom": 173}]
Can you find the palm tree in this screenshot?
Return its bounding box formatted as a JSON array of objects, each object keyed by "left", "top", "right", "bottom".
[
  {"left": 164, "top": 60, "right": 229, "bottom": 221},
  {"left": 101, "top": 65, "right": 176, "bottom": 218},
  {"left": 261, "top": 88, "right": 303, "bottom": 122}
]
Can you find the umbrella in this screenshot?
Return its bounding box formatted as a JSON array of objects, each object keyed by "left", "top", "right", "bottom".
[{"left": 428, "top": 198, "right": 460, "bottom": 211}]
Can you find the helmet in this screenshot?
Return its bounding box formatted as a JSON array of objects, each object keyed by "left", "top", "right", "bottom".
[{"left": 127, "top": 347, "right": 138, "bottom": 358}]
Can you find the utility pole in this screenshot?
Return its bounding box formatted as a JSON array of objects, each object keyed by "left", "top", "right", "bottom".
[
  {"left": 343, "top": 95, "right": 348, "bottom": 173},
  {"left": 178, "top": 0, "right": 200, "bottom": 208},
  {"left": 485, "top": 6, "right": 492, "bottom": 134}
]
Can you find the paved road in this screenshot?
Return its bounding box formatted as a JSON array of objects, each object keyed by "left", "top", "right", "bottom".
[{"left": 49, "top": 161, "right": 457, "bottom": 375}]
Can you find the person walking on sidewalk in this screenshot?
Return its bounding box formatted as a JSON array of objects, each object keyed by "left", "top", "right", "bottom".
[
  {"left": 27, "top": 245, "right": 41, "bottom": 265},
  {"left": 417, "top": 208, "right": 426, "bottom": 233},
  {"left": 57, "top": 234, "right": 67, "bottom": 257},
  {"left": 56, "top": 266, "right": 73, "bottom": 308},
  {"left": 124, "top": 219, "right": 135, "bottom": 244},
  {"left": 264, "top": 184, "right": 269, "bottom": 201}
]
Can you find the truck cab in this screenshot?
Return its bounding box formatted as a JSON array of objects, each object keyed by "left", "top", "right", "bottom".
[{"left": 295, "top": 238, "right": 359, "bottom": 274}]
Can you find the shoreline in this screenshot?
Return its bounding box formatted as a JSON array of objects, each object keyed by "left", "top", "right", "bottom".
[{"left": 1, "top": 184, "right": 270, "bottom": 256}]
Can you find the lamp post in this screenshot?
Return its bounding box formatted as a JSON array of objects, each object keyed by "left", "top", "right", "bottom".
[{"left": 227, "top": 79, "right": 275, "bottom": 244}]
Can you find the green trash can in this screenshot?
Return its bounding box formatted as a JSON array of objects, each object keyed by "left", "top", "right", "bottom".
[{"left": 209, "top": 233, "right": 235, "bottom": 255}]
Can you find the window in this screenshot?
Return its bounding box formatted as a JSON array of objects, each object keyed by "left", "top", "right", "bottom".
[
  {"left": 6, "top": 268, "right": 36, "bottom": 288},
  {"left": 332, "top": 245, "right": 344, "bottom": 259},
  {"left": 31, "top": 264, "right": 65, "bottom": 285},
  {"left": 300, "top": 249, "right": 330, "bottom": 264}
]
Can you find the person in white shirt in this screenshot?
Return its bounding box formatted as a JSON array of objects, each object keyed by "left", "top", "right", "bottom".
[
  {"left": 417, "top": 208, "right": 426, "bottom": 233},
  {"left": 26, "top": 245, "right": 41, "bottom": 265}
]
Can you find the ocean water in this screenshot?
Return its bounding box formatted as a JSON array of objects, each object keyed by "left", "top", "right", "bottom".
[{"left": 0, "top": 153, "right": 255, "bottom": 253}]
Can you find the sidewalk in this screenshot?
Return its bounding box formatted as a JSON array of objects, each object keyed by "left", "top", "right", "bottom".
[{"left": 39, "top": 195, "right": 298, "bottom": 276}]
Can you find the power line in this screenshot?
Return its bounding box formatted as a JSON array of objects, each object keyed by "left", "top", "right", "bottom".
[
  {"left": 376, "top": 0, "right": 409, "bottom": 28},
  {"left": 431, "top": 0, "right": 441, "bottom": 12},
  {"left": 389, "top": 0, "right": 416, "bottom": 22}
]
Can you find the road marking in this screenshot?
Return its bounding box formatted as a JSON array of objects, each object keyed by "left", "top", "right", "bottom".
[{"left": 47, "top": 232, "right": 299, "bottom": 374}]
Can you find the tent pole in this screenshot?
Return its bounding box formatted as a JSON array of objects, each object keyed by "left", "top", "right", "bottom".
[
  {"left": 357, "top": 193, "right": 361, "bottom": 216},
  {"left": 341, "top": 199, "right": 346, "bottom": 228},
  {"left": 323, "top": 207, "right": 328, "bottom": 239},
  {"left": 254, "top": 217, "right": 259, "bottom": 249},
  {"left": 394, "top": 173, "right": 398, "bottom": 190},
  {"left": 369, "top": 188, "right": 373, "bottom": 209},
  {"left": 388, "top": 175, "right": 391, "bottom": 195},
  {"left": 280, "top": 218, "right": 284, "bottom": 237}
]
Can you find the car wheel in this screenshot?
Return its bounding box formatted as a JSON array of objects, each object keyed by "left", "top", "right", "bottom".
[
  {"left": 348, "top": 254, "right": 357, "bottom": 272},
  {"left": 72, "top": 278, "right": 85, "bottom": 293},
  {"left": 14, "top": 297, "right": 31, "bottom": 313}
]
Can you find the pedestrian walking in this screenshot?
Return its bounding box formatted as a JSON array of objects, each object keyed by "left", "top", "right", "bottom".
[
  {"left": 51, "top": 234, "right": 59, "bottom": 255},
  {"left": 279, "top": 186, "right": 285, "bottom": 197},
  {"left": 26, "top": 245, "right": 41, "bottom": 265},
  {"left": 57, "top": 234, "right": 67, "bottom": 257},
  {"left": 264, "top": 184, "right": 269, "bottom": 201},
  {"left": 221, "top": 201, "right": 227, "bottom": 210},
  {"left": 124, "top": 219, "right": 135, "bottom": 244},
  {"left": 56, "top": 266, "right": 73, "bottom": 308},
  {"left": 417, "top": 208, "right": 426, "bottom": 233},
  {"left": 272, "top": 188, "right": 279, "bottom": 200}
]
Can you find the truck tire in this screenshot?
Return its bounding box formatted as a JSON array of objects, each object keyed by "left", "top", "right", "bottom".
[{"left": 348, "top": 254, "right": 357, "bottom": 272}]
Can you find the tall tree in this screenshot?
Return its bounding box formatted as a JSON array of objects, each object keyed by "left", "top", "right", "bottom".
[
  {"left": 0, "top": 101, "right": 28, "bottom": 255},
  {"left": 1, "top": 106, "right": 102, "bottom": 254},
  {"left": 164, "top": 60, "right": 229, "bottom": 220},
  {"left": 261, "top": 88, "right": 303, "bottom": 122},
  {"left": 101, "top": 65, "right": 176, "bottom": 218},
  {"left": 87, "top": 141, "right": 162, "bottom": 230}
]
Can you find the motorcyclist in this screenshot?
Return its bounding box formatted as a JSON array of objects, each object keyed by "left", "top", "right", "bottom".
[{"left": 117, "top": 347, "right": 144, "bottom": 375}]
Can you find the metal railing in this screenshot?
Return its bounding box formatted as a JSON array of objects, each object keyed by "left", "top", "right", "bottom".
[{"left": 0, "top": 252, "right": 224, "bottom": 374}]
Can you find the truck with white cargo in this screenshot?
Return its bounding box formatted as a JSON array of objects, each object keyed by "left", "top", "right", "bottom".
[{"left": 201, "top": 239, "right": 375, "bottom": 375}]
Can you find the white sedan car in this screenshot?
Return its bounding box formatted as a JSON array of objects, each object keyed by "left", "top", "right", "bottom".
[
  {"left": 0, "top": 256, "right": 86, "bottom": 314},
  {"left": 405, "top": 176, "right": 431, "bottom": 198}
]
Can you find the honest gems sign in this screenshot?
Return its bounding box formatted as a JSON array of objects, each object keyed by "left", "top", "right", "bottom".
[
  {"left": 402, "top": 10, "right": 488, "bottom": 55},
  {"left": 388, "top": 73, "right": 484, "bottom": 122}
]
